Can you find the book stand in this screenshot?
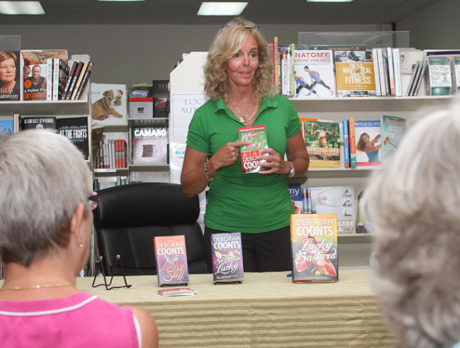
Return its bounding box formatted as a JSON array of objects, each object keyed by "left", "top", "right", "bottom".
[{"left": 92, "top": 254, "right": 132, "bottom": 290}]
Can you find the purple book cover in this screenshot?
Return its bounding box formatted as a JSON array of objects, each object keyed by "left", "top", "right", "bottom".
[
  {"left": 154, "top": 235, "right": 189, "bottom": 286},
  {"left": 211, "top": 232, "right": 244, "bottom": 283}
]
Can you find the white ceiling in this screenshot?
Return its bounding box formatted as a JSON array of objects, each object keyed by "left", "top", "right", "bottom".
[{"left": 0, "top": 0, "right": 443, "bottom": 25}]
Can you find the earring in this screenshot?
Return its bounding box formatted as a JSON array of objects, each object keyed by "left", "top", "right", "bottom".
[{"left": 79, "top": 243, "right": 84, "bottom": 248}]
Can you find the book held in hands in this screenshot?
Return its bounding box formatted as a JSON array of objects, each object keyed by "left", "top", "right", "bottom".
[
  {"left": 154, "top": 235, "right": 189, "bottom": 287},
  {"left": 290, "top": 214, "right": 338, "bottom": 283},
  {"left": 238, "top": 125, "right": 269, "bottom": 174},
  {"left": 211, "top": 232, "right": 244, "bottom": 284}
]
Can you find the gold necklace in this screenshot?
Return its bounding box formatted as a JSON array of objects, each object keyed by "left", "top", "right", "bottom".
[
  {"left": 2, "top": 283, "right": 73, "bottom": 291},
  {"left": 231, "top": 100, "right": 259, "bottom": 123}
]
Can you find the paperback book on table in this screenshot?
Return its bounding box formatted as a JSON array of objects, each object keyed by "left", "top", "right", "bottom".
[
  {"left": 290, "top": 214, "right": 338, "bottom": 283},
  {"left": 211, "top": 232, "right": 244, "bottom": 284},
  {"left": 237, "top": 125, "right": 269, "bottom": 174},
  {"left": 153, "top": 235, "right": 189, "bottom": 287}
]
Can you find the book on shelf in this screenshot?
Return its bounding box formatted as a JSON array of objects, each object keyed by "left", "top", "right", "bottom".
[
  {"left": 0, "top": 119, "right": 14, "bottom": 139},
  {"left": 152, "top": 79, "right": 169, "bottom": 118},
  {"left": 93, "top": 176, "right": 130, "bottom": 191},
  {"left": 211, "top": 232, "right": 244, "bottom": 284},
  {"left": 386, "top": 47, "right": 396, "bottom": 96},
  {"left": 348, "top": 118, "right": 357, "bottom": 168},
  {"left": 56, "top": 116, "right": 89, "bottom": 159},
  {"left": 93, "top": 131, "right": 128, "bottom": 169},
  {"left": 376, "top": 48, "right": 389, "bottom": 96},
  {"left": 288, "top": 183, "right": 304, "bottom": 214},
  {"left": 392, "top": 48, "right": 402, "bottom": 97},
  {"left": 20, "top": 49, "right": 68, "bottom": 101},
  {"left": 308, "top": 186, "right": 356, "bottom": 235},
  {"left": 398, "top": 48, "right": 424, "bottom": 97},
  {"left": 74, "top": 61, "right": 93, "bottom": 100},
  {"left": 69, "top": 60, "right": 89, "bottom": 100},
  {"left": 61, "top": 61, "right": 79, "bottom": 100},
  {"left": 290, "top": 214, "right": 338, "bottom": 283},
  {"left": 409, "top": 59, "right": 428, "bottom": 96},
  {"left": 238, "top": 125, "right": 269, "bottom": 174},
  {"left": 293, "top": 48, "right": 336, "bottom": 98},
  {"left": 342, "top": 119, "right": 350, "bottom": 168},
  {"left": 380, "top": 114, "right": 406, "bottom": 162},
  {"left": 91, "top": 83, "right": 128, "bottom": 128},
  {"left": 301, "top": 118, "right": 340, "bottom": 169},
  {"left": 453, "top": 55, "right": 460, "bottom": 94},
  {"left": 52, "top": 58, "right": 70, "bottom": 101},
  {"left": 153, "top": 235, "right": 189, "bottom": 286},
  {"left": 371, "top": 48, "right": 382, "bottom": 96},
  {"left": 131, "top": 125, "right": 168, "bottom": 165},
  {"left": 427, "top": 55, "right": 452, "bottom": 96},
  {"left": 0, "top": 50, "right": 20, "bottom": 101},
  {"left": 334, "top": 49, "right": 376, "bottom": 97},
  {"left": 354, "top": 120, "right": 381, "bottom": 167},
  {"left": 19, "top": 116, "right": 57, "bottom": 130},
  {"left": 129, "top": 83, "right": 154, "bottom": 118}
]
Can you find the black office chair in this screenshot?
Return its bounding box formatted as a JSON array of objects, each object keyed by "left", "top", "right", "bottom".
[{"left": 92, "top": 182, "right": 209, "bottom": 277}]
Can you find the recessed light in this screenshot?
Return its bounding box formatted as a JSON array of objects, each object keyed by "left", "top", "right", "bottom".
[
  {"left": 198, "top": 2, "right": 248, "bottom": 16},
  {"left": 307, "top": 0, "right": 353, "bottom": 2},
  {"left": 0, "top": 1, "right": 45, "bottom": 15}
]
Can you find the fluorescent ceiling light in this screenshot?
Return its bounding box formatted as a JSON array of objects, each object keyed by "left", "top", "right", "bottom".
[
  {"left": 307, "top": 0, "right": 353, "bottom": 2},
  {"left": 0, "top": 1, "right": 45, "bottom": 15},
  {"left": 98, "top": 0, "right": 144, "bottom": 2},
  {"left": 198, "top": 2, "right": 248, "bottom": 16}
]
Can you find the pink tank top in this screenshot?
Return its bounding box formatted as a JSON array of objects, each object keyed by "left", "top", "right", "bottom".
[{"left": 0, "top": 291, "right": 140, "bottom": 347}]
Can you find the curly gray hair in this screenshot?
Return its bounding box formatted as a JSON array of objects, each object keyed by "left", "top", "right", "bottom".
[{"left": 365, "top": 99, "right": 460, "bottom": 348}]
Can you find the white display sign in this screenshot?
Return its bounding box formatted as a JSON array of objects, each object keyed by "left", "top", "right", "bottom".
[{"left": 171, "top": 93, "right": 206, "bottom": 140}]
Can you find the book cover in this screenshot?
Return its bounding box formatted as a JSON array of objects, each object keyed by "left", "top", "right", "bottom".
[
  {"left": 75, "top": 61, "right": 93, "bottom": 100},
  {"left": 290, "top": 214, "right": 338, "bottom": 283},
  {"left": 454, "top": 55, "right": 460, "bottom": 94},
  {"left": 334, "top": 50, "right": 376, "bottom": 97},
  {"left": 354, "top": 120, "right": 381, "bottom": 167},
  {"left": 237, "top": 125, "right": 269, "bottom": 174},
  {"left": 427, "top": 56, "right": 452, "bottom": 96},
  {"left": 91, "top": 83, "right": 128, "bottom": 128},
  {"left": 0, "top": 119, "right": 14, "bottom": 138},
  {"left": 70, "top": 60, "right": 89, "bottom": 100},
  {"left": 348, "top": 118, "right": 356, "bottom": 168},
  {"left": 309, "top": 186, "right": 356, "bottom": 235},
  {"left": 398, "top": 48, "right": 424, "bottom": 96},
  {"left": 53, "top": 58, "right": 70, "bottom": 101},
  {"left": 380, "top": 114, "right": 406, "bottom": 162},
  {"left": 288, "top": 183, "right": 304, "bottom": 214},
  {"left": 0, "top": 50, "right": 20, "bottom": 101},
  {"left": 56, "top": 117, "right": 89, "bottom": 159},
  {"left": 152, "top": 80, "right": 169, "bottom": 118},
  {"left": 302, "top": 119, "right": 340, "bottom": 169},
  {"left": 342, "top": 119, "right": 350, "bottom": 168},
  {"left": 392, "top": 48, "right": 402, "bottom": 96},
  {"left": 154, "top": 235, "right": 189, "bottom": 286},
  {"left": 131, "top": 126, "right": 168, "bottom": 165},
  {"left": 211, "top": 232, "right": 244, "bottom": 283},
  {"left": 293, "top": 49, "right": 335, "bottom": 98},
  {"left": 64, "top": 61, "right": 83, "bottom": 100},
  {"left": 21, "top": 49, "right": 68, "bottom": 101},
  {"left": 62, "top": 61, "right": 79, "bottom": 100},
  {"left": 20, "top": 116, "right": 56, "bottom": 130}
]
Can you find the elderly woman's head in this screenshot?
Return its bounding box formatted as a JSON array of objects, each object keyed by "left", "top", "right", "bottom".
[
  {"left": 0, "top": 130, "right": 91, "bottom": 266},
  {"left": 365, "top": 100, "right": 460, "bottom": 348}
]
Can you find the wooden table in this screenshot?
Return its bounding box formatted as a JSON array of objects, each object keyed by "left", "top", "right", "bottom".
[{"left": 76, "top": 268, "right": 393, "bottom": 347}]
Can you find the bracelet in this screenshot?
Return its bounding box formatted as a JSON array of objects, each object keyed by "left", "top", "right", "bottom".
[
  {"left": 204, "top": 158, "right": 214, "bottom": 182},
  {"left": 287, "top": 161, "right": 295, "bottom": 178}
]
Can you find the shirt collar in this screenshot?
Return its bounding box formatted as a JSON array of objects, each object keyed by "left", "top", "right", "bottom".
[{"left": 214, "top": 95, "right": 278, "bottom": 112}]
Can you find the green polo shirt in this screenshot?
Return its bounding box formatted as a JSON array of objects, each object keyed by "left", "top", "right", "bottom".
[{"left": 186, "top": 94, "right": 300, "bottom": 233}]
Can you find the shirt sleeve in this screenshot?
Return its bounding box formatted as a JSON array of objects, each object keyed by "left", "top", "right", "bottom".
[
  {"left": 285, "top": 98, "right": 301, "bottom": 138},
  {"left": 186, "top": 107, "right": 209, "bottom": 153}
]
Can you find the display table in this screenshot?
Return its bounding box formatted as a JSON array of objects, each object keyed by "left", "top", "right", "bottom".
[{"left": 77, "top": 268, "right": 393, "bottom": 347}]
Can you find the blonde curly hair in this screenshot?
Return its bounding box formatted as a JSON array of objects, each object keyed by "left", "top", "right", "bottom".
[
  {"left": 204, "top": 17, "right": 274, "bottom": 102},
  {"left": 365, "top": 100, "right": 460, "bottom": 348}
]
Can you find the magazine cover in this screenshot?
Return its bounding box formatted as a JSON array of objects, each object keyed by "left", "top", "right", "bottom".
[
  {"left": 290, "top": 214, "right": 338, "bottom": 283},
  {"left": 154, "top": 235, "right": 189, "bottom": 286},
  {"left": 309, "top": 186, "right": 356, "bottom": 234},
  {"left": 0, "top": 51, "right": 20, "bottom": 101},
  {"left": 21, "top": 49, "right": 68, "bottom": 101},
  {"left": 131, "top": 126, "right": 168, "bottom": 165},
  {"left": 238, "top": 125, "right": 269, "bottom": 174},
  {"left": 380, "top": 114, "right": 406, "bottom": 162},
  {"left": 0, "top": 119, "right": 14, "bottom": 139},
  {"left": 293, "top": 49, "right": 336, "bottom": 98},
  {"left": 354, "top": 120, "right": 381, "bottom": 167},
  {"left": 91, "top": 83, "right": 128, "bottom": 128},
  {"left": 211, "top": 232, "right": 244, "bottom": 283},
  {"left": 302, "top": 119, "right": 340, "bottom": 168}
]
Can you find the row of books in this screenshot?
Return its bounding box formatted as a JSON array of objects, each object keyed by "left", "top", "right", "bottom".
[
  {"left": 270, "top": 41, "right": 460, "bottom": 98},
  {"left": 0, "top": 115, "right": 89, "bottom": 159},
  {"left": 0, "top": 49, "right": 92, "bottom": 102},
  {"left": 93, "top": 138, "right": 128, "bottom": 170},
  {"left": 301, "top": 114, "right": 406, "bottom": 169},
  {"left": 93, "top": 176, "right": 130, "bottom": 191}
]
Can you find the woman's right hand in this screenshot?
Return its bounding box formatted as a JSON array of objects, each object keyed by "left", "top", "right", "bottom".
[{"left": 210, "top": 140, "right": 250, "bottom": 169}]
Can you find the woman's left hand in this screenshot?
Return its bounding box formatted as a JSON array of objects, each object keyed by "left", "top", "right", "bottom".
[{"left": 257, "top": 148, "right": 287, "bottom": 175}]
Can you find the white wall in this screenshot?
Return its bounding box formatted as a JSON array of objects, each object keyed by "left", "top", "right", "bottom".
[
  {"left": 396, "top": 0, "right": 460, "bottom": 49},
  {"left": 1, "top": 23, "right": 385, "bottom": 85}
]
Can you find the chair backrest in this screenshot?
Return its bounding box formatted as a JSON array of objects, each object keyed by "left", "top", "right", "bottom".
[{"left": 93, "top": 182, "right": 208, "bottom": 275}]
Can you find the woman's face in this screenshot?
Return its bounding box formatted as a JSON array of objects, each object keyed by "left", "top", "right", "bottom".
[
  {"left": 0, "top": 57, "right": 16, "bottom": 83},
  {"left": 226, "top": 34, "right": 259, "bottom": 90}
]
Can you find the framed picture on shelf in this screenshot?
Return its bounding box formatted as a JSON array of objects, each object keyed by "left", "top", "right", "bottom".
[{"left": 91, "top": 83, "right": 128, "bottom": 129}]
